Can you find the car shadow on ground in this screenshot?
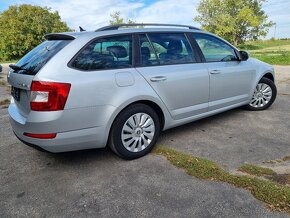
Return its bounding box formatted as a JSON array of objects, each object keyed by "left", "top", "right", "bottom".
[
  {"left": 35, "top": 146, "right": 121, "bottom": 168},
  {"left": 37, "top": 107, "right": 242, "bottom": 167},
  {"left": 159, "top": 108, "right": 242, "bottom": 139}
]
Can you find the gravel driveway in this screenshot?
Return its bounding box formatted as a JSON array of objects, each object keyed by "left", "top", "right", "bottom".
[{"left": 0, "top": 64, "right": 289, "bottom": 218}]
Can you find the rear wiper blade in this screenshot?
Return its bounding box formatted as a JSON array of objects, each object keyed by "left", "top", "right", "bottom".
[{"left": 9, "top": 64, "right": 28, "bottom": 71}]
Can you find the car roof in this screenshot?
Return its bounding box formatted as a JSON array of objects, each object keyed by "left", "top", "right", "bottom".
[{"left": 45, "top": 27, "right": 204, "bottom": 41}]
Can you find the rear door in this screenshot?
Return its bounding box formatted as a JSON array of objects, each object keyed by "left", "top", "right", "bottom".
[
  {"left": 192, "top": 33, "right": 254, "bottom": 111},
  {"left": 135, "top": 33, "right": 209, "bottom": 120},
  {"left": 7, "top": 40, "right": 71, "bottom": 117}
]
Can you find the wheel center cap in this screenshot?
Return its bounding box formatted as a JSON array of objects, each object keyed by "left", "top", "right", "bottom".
[
  {"left": 134, "top": 128, "right": 143, "bottom": 136},
  {"left": 257, "top": 93, "right": 263, "bottom": 98}
]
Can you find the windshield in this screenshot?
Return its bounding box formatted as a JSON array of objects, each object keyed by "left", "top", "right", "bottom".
[{"left": 15, "top": 40, "right": 72, "bottom": 75}]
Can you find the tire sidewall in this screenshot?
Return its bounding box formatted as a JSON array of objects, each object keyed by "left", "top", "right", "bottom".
[{"left": 110, "top": 104, "right": 160, "bottom": 159}]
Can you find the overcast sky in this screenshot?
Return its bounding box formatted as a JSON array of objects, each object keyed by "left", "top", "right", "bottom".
[{"left": 0, "top": 0, "right": 289, "bottom": 39}]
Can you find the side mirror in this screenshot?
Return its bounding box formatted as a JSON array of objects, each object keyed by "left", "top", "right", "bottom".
[{"left": 239, "top": 50, "right": 249, "bottom": 61}]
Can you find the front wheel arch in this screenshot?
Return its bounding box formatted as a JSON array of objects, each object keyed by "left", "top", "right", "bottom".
[
  {"left": 244, "top": 77, "right": 277, "bottom": 111},
  {"left": 262, "top": 72, "right": 274, "bottom": 83}
]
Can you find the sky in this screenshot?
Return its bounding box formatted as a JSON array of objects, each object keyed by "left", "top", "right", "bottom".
[{"left": 0, "top": 0, "right": 289, "bottom": 39}]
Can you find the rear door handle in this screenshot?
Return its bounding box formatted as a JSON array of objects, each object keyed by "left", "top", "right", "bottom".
[
  {"left": 210, "top": 70, "right": 222, "bottom": 75},
  {"left": 150, "top": 76, "right": 167, "bottom": 82}
]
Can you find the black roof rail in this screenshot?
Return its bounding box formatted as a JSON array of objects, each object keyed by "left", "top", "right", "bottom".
[{"left": 96, "top": 23, "right": 201, "bottom": 31}]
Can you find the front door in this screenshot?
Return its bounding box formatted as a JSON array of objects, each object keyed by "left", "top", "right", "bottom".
[{"left": 193, "top": 33, "right": 254, "bottom": 111}]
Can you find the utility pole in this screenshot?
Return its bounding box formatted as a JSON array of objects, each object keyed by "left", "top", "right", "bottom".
[{"left": 274, "top": 23, "right": 277, "bottom": 39}]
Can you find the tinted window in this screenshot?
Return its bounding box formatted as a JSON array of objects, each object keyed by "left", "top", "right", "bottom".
[
  {"left": 139, "top": 34, "right": 159, "bottom": 66},
  {"left": 147, "top": 33, "right": 196, "bottom": 65},
  {"left": 194, "top": 34, "right": 238, "bottom": 62},
  {"left": 16, "top": 40, "right": 71, "bottom": 75},
  {"left": 71, "top": 35, "right": 132, "bottom": 71}
]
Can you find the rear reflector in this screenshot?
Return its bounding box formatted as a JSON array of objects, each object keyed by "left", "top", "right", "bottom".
[
  {"left": 24, "top": 132, "right": 57, "bottom": 139},
  {"left": 30, "top": 81, "right": 71, "bottom": 111}
]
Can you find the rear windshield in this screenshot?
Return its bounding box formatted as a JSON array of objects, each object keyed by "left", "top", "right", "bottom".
[{"left": 15, "top": 40, "right": 72, "bottom": 75}]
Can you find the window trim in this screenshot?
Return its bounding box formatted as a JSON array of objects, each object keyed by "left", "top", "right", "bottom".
[
  {"left": 67, "top": 33, "right": 135, "bottom": 72},
  {"left": 135, "top": 31, "right": 202, "bottom": 68},
  {"left": 191, "top": 33, "right": 241, "bottom": 63},
  {"left": 145, "top": 34, "right": 161, "bottom": 65},
  {"left": 135, "top": 33, "right": 160, "bottom": 67}
]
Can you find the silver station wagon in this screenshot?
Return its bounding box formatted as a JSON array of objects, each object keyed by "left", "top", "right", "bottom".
[{"left": 8, "top": 23, "right": 277, "bottom": 159}]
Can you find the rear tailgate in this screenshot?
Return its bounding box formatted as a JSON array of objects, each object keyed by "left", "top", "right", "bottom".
[
  {"left": 8, "top": 72, "right": 33, "bottom": 117},
  {"left": 7, "top": 38, "right": 73, "bottom": 117}
]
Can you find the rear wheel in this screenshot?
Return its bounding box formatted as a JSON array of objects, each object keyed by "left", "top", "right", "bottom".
[
  {"left": 109, "top": 103, "right": 160, "bottom": 159},
  {"left": 245, "top": 77, "right": 277, "bottom": 111}
]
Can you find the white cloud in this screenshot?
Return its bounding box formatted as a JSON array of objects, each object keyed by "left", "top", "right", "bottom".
[
  {"left": 263, "top": 0, "right": 290, "bottom": 38},
  {"left": 134, "top": 0, "right": 198, "bottom": 26},
  {"left": 8, "top": 0, "right": 290, "bottom": 38},
  {"left": 19, "top": 0, "right": 199, "bottom": 30},
  {"left": 21, "top": 0, "right": 145, "bottom": 30}
]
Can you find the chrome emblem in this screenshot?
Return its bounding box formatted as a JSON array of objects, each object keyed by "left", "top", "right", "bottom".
[{"left": 18, "top": 83, "right": 29, "bottom": 88}]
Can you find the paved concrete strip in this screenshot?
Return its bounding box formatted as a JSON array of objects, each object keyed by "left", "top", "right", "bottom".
[
  {"left": 0, "top": 142, "right": 287, "bottom": 218},
  {"left": 0, "top": 65, "right": 289, "bottom": 217}
]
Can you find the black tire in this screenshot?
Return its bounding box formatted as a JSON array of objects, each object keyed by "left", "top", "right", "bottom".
[
  {"left": 108, "top": 103, "right": 160, "bottom": 160},
  {"left": 244, "top": 77, "right": 277, "bottom": 111}
]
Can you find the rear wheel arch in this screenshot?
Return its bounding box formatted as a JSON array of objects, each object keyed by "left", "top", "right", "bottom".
[
  {"left": 112, "top": 99, "right": 165, "bottom": 131},
  {"left": 104, "top": 98, "right": 166, "bottom": 146},
  {"left": 108, "top": 102, "right": 162, "bottom": 159},
  {"left": 132, "top": 100, "right": 165, "bottom": 130}
]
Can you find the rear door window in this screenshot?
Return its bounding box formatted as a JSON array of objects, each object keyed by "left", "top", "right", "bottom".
[
  {"left": 16, "top": 40, "right": 72, "bottom": 75},
  {"left": 71, "top": 35, "right": 133, "bottom": 71},
  {"left": 147, "top": 33, "right": 196, "bottom": 65}
]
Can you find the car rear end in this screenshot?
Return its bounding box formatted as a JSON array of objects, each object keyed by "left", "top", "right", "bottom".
[{"left": 7, "top": 33, "right": 109, "bottom": 152}]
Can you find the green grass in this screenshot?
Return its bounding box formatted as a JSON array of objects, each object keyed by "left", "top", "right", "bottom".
[
  {"left": 282, "top": 156, "right": 290, "bottom": 162},
  {"left": 0, "top": 80, "right": 6, "bottom": 86},
  {"left": 153, "top": 145, "right": 290, "bottom": 213},
  {"left": 238, "top": 39, "right": 290, "bottom": 65},
  {"left": 0, "top": 60, "right": 17, "bottom": 64},
  {"left": 250, "top": 51, "right": 290, "bottom": 65},
  {"left": 0, "top": 98, "right": 10, "bottom": 106},
  {"left": 238, "top": 164, "right": 276, "bottom": 176},
  {"left": 239, "top": 39, "right": 290, "bottom": 50}
]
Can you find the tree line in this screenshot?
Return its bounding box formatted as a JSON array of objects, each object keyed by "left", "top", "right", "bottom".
[{"left": 0, "top": 0, "right": 273, "bottom": 61}]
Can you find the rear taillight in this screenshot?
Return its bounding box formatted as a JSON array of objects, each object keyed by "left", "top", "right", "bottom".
[{"left": 30, "top": 81, "right": 71, "bottom": 111}]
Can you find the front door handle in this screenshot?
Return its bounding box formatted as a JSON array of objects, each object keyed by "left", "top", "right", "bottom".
[
  {"left": 150, "top": 76, "right": 167, "bottom": 82},
  {"left": 210, "top": 70, "right": 222, "bottom": 75}
]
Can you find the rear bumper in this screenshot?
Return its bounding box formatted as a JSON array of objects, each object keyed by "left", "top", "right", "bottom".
[
  {"left": 8, "top": 103, "right": 113, "bottom": 152},
  {"left": 12, "top": 125, "right": 106, "bottom": 152}
]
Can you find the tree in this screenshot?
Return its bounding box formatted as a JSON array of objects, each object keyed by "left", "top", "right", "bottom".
[
  {"left": 109, "top": 11, "right": 136, "bottom": 25},
  {"left": 194, "top": 0, "right": 274, "bottom": 45},
  {"left": 0, "top": 4, "right": 72, "bottom": 61}
]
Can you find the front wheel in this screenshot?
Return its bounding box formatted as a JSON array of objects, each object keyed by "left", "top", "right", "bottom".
[
  {"left": 108, "top": 103, "right": 160, "bottom": 159},
  {"left": 244, "top": 77, "right": 277, "bottom": 111}
]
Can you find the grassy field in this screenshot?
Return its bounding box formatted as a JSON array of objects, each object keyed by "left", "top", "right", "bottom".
[{"left": 239, "top": 39, "right": 290, "bottom": 65}]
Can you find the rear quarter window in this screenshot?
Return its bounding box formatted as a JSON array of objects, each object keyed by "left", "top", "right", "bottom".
[{"left": 70, "top": 35, "right": 133, "bottom": 71}]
